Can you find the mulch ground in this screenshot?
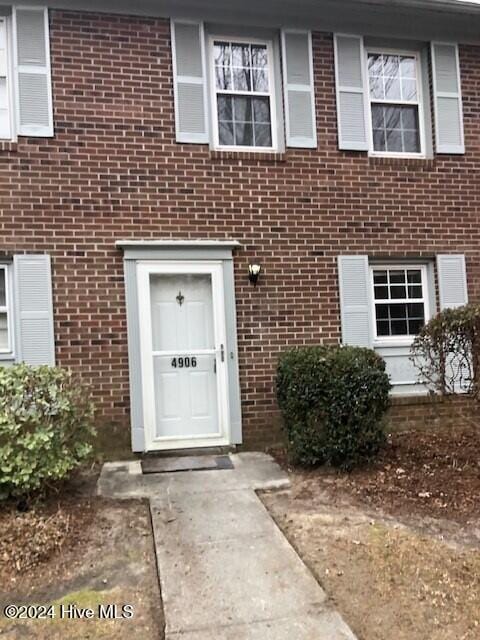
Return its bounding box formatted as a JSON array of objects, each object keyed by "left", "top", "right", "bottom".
[
  {"left": 0, "top": 473, "right": 164, "bottom": 639},
  {"left": 263, "top": 425, "right": 480, "bottom": 640},
  {"left": 272, "top": 425, "right": 480, "bottom": 523}
]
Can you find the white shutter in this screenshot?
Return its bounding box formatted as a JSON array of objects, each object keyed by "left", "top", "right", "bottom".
[
  {"left": 431, "top": 43, "right": 464, "bottom": 154},
  {"left": 12, "top": 6, "right": 53, "bottom": 137},
  {"left": 13, "top": 254, "right": 55, "bottom": 365},
  {"left": 0, "top": 17, "right": 11, "bottom": 139},
  {"left": 171, "top": 20, "right": 208, "bottom": 144},
  {"left": 334, "top": 34, "right": 368, "bottom": 151},
  {"left": 338, "top": 255, "right": 372, "bottom": 347},
  {"left": 436, "top": 254, "right": 468, "bottom": 309},
  {"left": 281, "top": 30, "right": 317, "bottom": 148}
]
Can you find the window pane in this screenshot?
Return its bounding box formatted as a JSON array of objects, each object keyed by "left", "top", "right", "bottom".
[
  {"left": 252, "top": 69, "right": 269, "bottom": 92},
  {"left": 214, "top": 42, "right": 231, "bottom": 66},
  {"left": 219, "top": 121, "right": 234, "bottom": 145},
  {"left": 372, "top": 129, "right": 385, "bottom": 151},
  {"left": 233, "top": 96, "right": 253, "bottom": 122},
  {"left": 384, "top": 106, "right": 402, "bottom": 130},
  {"left": 401, "top": 108, "right": 419, "bottom": 130},
  {"left": 0, "top": 269, "right": 5, "bottom": 306},
  {"left": 251, "top": 45, "right": 268, "bottom": 68},
  {"left": 390, "top": 271, "right": 406, "bottom": 284},
  {"left": 376, "top": 304, "right": 390, "bottom": 320},
  {"left": 400, "top": 56, "right": 416, "bottom": 79},
  {"left": 401, "top": 79, "right": 417, "bottom": 101},
  {"left": 384, "top": 76, "right": 401, "bottom": 101},
  {"left": 252, "top": 97, "right": 270, "bottom": 123},
  {"left": 383, "top": 55, "right": 400, "bottom": 78},
  {"left": 368, "top": 54, "right": 383, "bottom": 77},
  {"left": 232, "top": 44, "right": 250, "bottom": 67},
  {"left": 403, "top": 130, "right": 421, "bottom": 154},
  {"left": 235, "top": 122, "right": 254, "bottom": 146},
  {"left": 373, "top": 270, "right": 388, "bottom": 284},
  {"left": 407, "top": 270, "right": 422, "bottom": 284},
  {"left": 408, "top": 303, "right": 425, "bottom": 319},
  {"left": 232, "top": 67, "right": 251, "bottom": 91},
  {"left": 0, "top": 312, "right": 8, "bottom": 350},
  {"left": 216, "top": 67, "right": 232, "bottom": 90},
  {"left": 408, "top": 318, "right": 424, "bottom": 334},
  {"left": 217, "top": 95, "right": 233, "bottom": 121},
  {"left": 408, "top": 285, "right": 423, "bottom": 298},
  {"left": 391, "top": 319, "right": 408, "bottom": 335},
  {"left": 377, "top": 320, "right": 390, "bottom": 336},
  {"left": 254, "top": 123, "right": 272, "bottom": 147},
  {"left": 390, "top": 303, "right": 407, "bottom": 319},
  {"left": 369, "top": 76, "right": 384, "bottom": 100},
  {"left": 390, "top": 285, "right": 407, "bottom": 299},
  {"left": 386, "top": 129, "right": 402, "bottom": 153},
  {"left": 374, "top": 285, "right": 389, "bottom": 300}
]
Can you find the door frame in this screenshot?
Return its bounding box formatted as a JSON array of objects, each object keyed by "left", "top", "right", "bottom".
[{"left": 137, "top": 260, "right": 231, "bottom": 451}]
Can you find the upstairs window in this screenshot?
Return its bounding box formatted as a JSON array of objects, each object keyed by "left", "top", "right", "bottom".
[
  {"left": 371, "top": 265, "right": 429, "bottom": 341},
  {"left": 0, "top": 16, "right": 12, "bottom": 140},
  {"left": 210, "top": 38, "right": 276, "bottom": 150},
  {"left": 367, "top": 51, "right": 424, "bottom": 156}
]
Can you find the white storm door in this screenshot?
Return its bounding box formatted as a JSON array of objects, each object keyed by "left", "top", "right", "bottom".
[{"left": 138, "top": 262, "right": 230, "bottom": 451}]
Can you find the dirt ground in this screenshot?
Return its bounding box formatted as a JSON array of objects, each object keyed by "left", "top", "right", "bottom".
[
  {"left": 263, "top": 427, "right": 480, "bottom": 640},
  {"left": 0, "top": 478, "right": 164, "bottom": 640}
]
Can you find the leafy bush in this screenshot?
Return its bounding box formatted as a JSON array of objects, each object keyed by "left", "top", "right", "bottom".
[
  {"left": 0, "top": 365, "right": 95, "bottom": 500},
  {"left": 411, "top": 303, "right": 480, "bottom": 398},
  {"left": 277, "top": 345, "right": 391, "bottom": 468}
]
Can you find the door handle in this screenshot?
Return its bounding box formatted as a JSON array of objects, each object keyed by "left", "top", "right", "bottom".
[{"left": 220, "top": 344, "right": 225, "bottom": 362}]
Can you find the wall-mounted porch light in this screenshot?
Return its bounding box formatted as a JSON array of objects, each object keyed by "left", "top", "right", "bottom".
[{"left": 248, "top": 263, "right": 262, "bottom": 287}]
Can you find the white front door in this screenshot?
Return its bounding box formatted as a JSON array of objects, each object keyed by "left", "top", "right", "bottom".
[{"left": 137, "top": 262, "right": 230, "bottom": 451}]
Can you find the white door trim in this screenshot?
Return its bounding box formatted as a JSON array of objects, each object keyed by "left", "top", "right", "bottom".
[{"left": 137, "top": 260, "right": 231, "bottom": 451}]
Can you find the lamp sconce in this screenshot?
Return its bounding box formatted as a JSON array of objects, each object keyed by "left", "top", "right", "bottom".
[{"left": 248, "top": 263, "right": 262, "bottom": 287}]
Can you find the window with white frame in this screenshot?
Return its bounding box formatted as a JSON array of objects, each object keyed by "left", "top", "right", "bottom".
[
  {"left": 211, "top": 38, "right": 276, "bottom": 150},
  {"left": 0, "top": 16, "right": 12, "bottom": 140},
  {"left": 0, "top": 265, "right": 11, "bottom": 353},
  {"left": 367, "top": 51, "right": 424, "bottom": 156},
  {"left": 371, "top": 266, "right": 428, "bottom": 340}
]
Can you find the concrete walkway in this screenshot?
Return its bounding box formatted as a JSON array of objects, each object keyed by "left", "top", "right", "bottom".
[{"left": 98, "top": 453, "right": 356, "bottom": 640}]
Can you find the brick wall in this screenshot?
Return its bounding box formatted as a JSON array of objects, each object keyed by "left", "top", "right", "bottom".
[{"left": 1, "top": 10, "right": 480, "bottom": 449}]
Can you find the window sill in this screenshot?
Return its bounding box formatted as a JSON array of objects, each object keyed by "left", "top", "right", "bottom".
[
  {"left": 374, "top": 338, "right": 415, "bottom": 348},
  {"left": 209, "top": 149, "right": 286, "bottom": 163},
  {"left": 368, "top": 155, "right": 435, "bottom": 169}
]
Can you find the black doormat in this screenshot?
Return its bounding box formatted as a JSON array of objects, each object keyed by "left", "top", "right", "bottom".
[{"left": 141, "top": 455, "right": 234, "bottom": 475}]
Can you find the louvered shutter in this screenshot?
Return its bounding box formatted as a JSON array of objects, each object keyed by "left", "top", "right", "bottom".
[
  {"left": 171, "top": 20, "right": 208, "bottom": 144},
  {"left": 338, "top": 255, "right": 372, "bottom": 347},
  {"left": 0, "top": 17, "right": 11, "bottom": 139},
  {"left": 436, "top": 255, "right": 469, "bottom": 392},
  {"left": 334, "top": 34, "right": 368, "bottom": 151},
  {"left": 436, "top": 254, "right": 468, "bottom": 309},
  {"left": 13, "top": 255, "right": 55, "bottom": 365},
  {"left": 281, "top": 30, "right": 317, "bottom": 148},
  {"left": 431, "top": 43, "right": 464, "bottom": 154},
  {"left": 12, "top": 6, "right": 53, "bottom": 137}
]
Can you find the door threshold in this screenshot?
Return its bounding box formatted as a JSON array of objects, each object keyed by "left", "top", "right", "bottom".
[
  {"left": 142, "top": 445, "right": 236, "bottom": 459},
  {"left": 141, "top": 454, "right": 234, "bottom": 475}
]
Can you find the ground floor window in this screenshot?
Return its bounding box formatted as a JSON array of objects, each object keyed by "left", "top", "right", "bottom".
[
  {"left": 0, "top": 264, "right": 12, "bottom": 352},
  {"left": 371, "top": 265, "right": 429, "bottom": 341}
]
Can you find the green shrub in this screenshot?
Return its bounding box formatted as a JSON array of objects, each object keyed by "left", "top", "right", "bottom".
[
  {"left": 0, "top": 365, "right": 96, "bottom": 500},
  {"left": 276, "top": 345, "right": 391, "bottom": 469}
]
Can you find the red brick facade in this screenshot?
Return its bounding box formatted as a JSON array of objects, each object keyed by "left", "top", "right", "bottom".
[{"left": 1, "top": 10, "right": 479, "bottom": 448}]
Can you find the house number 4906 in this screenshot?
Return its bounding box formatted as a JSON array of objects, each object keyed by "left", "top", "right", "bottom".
[{"left": 171, "top": 357, "right": 197, "bottom": 368}]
